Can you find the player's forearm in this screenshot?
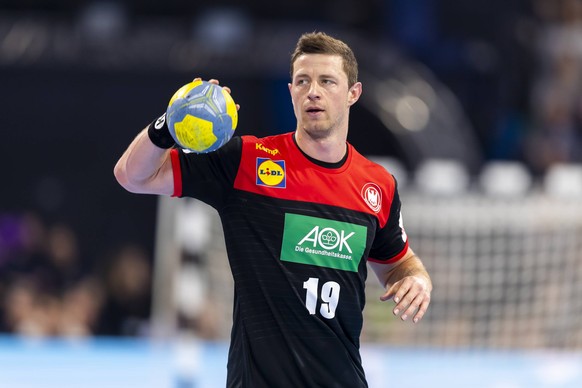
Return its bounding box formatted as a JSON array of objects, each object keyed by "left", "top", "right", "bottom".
[
  {"left": 114, "top": 128, "right": 173, "bottom": 195},
  {"left": 385, "top": 253, "right": 432, "bottom": 291}
]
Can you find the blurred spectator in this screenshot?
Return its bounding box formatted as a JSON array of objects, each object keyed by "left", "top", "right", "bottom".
[
  {"left": 0, "top": 211, "right": 150, "bottom": 338},
  {"left": 2, "top": 278, "right": 46, "bottom": 336},
  {"left": 59, "top": 277, "right": 104, "bottom": 337},
  {"left": 39, "top": 222, "right": 87, "bottom": 293},
  {"left": 0, "top": 212, "right": 49, "bottom": 333},
  {"left": 96, "top": 243, "right": 152, "bottom": 336},
  {"left": 2, "top": 276, "right": 104, "bottom": 338},
  {"left": 526, "top": 0, "right": 582, "bottom": 174}
]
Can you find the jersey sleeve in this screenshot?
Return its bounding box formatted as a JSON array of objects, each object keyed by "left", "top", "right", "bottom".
[
  {"left": 170, "top": 136, "right": 242, "bottom": 210},
  {"left": 367, "top": 176, "right": 409, "bottom": 264}
]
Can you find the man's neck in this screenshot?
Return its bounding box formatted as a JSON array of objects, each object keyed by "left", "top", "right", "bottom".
[{"left": 294, "top": 130, "right": 347, "bottom": 164}]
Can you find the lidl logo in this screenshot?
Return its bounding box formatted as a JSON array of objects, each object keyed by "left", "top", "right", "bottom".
[
  {"left": 280, "top": 214, "right": 367, "bottom": 272},
  {"left": 256, "top": 158, "right": 286, "bottom": 188}
]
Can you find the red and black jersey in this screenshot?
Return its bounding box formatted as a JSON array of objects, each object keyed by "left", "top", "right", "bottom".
[{"left": 170, "top": 132, "right": 408, "bottom": 388}]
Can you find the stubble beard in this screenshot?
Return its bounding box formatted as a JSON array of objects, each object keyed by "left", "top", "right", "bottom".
[
  {"left": 301, "top": 109, "right": 348, "bottom": 142},
  {"left": 302, "top": 122, "right": 331, "bottom": 141},
  {"left": 300, "top": 110, "right": 340, "bottom": 141}
]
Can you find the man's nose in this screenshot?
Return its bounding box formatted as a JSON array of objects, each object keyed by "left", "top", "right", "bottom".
[{"left": 308, "top": 83, "right": 321, "bottom": 100}]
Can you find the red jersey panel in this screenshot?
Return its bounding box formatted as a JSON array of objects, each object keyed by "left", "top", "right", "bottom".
[{"left": 234, "top": 133, "right": 394, "bottom": 228}]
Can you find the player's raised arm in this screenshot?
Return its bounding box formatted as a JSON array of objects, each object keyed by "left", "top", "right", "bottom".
[
  {"left": 114, "top": 77, "right": 238, "bottom": 197},
  {"left": 113, "top": 116, "right": 175, "bottom": 196}
]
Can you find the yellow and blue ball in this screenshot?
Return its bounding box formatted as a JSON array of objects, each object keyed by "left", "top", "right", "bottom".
[{"left": 166, "top": 80, "right": 238, "bottom": 153}]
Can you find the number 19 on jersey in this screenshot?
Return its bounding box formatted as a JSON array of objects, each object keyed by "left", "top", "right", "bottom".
[{"left": 303, "top": 277, "right": 341, "bottom": 319}]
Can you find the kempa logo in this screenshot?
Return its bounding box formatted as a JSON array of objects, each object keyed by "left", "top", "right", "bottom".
[
  {"left": 255, "top": 143, "right": 280, "bottom": 156},
  {"left": 281, "top": 214, "right": 367, "bottom": 272}
]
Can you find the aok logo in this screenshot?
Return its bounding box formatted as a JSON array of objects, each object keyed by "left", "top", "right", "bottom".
[
  {"left": 281, "top": 214, "right": 367, "bottom": 272},
  {"left": 298, "top": 226, "right": 355, "bottom": 253},
  {"left": 256, "top": 158, "right": 286, "bottom": 188}
]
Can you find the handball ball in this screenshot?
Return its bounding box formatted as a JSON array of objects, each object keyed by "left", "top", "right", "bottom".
[{"left": 166, "top": 80, "right": 238, "bottom": 153}]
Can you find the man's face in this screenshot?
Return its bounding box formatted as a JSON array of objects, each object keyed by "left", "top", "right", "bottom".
[{"left": 289, "top": 54, "right": 360, "bottom": 139}]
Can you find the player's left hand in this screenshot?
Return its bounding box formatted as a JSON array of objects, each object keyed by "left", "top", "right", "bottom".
[{"left": 380, "top": 275, "right": 431, "bottom": 324}]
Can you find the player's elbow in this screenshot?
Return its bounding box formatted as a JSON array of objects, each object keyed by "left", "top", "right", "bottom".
[
  {"left": 114, "top": 159, "right": 129, "bottom": 189},
  {"left": 113, "top": 158, "right": 172, "bottom": 195},
  {"left": 114, "top": 159, "right": 141, "bottom": 193}
]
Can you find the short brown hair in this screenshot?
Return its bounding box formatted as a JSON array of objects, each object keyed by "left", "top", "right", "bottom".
[{"left": 290, "top": 32, "right": 359, "bottom": 87}]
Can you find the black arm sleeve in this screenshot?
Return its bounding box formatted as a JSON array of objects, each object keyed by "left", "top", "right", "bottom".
[
  {"left": 177, "top": 136, "right": 242, "bottom": 210},
  {"left": 368, "top": 177, "right": 408, "bottom": 262}
]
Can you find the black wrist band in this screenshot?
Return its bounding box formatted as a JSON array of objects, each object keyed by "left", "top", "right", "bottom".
[{"left": 147, "top": 113, "right": 176, "bottom": 149}]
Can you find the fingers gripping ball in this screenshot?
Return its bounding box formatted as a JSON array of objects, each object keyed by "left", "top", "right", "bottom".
[{"left": 166, "top": 80, "right": 238, "bottom": 153}]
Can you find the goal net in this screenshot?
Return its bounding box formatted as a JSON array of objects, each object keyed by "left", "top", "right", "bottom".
[
  {"left": 153, "top": 169, "right": 582, "bottom": 350},
  {"left": 363, "top": 191, "right": 582, "bottom": 349}
]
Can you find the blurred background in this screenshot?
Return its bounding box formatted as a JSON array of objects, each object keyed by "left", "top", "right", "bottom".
[{"left": 1, "top": 0, "right": 582, "bottom": 387}]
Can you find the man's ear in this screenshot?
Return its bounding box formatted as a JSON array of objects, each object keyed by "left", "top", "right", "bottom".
[{"left": 348, "top": 82, "right": 362, "bottom": 106}]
